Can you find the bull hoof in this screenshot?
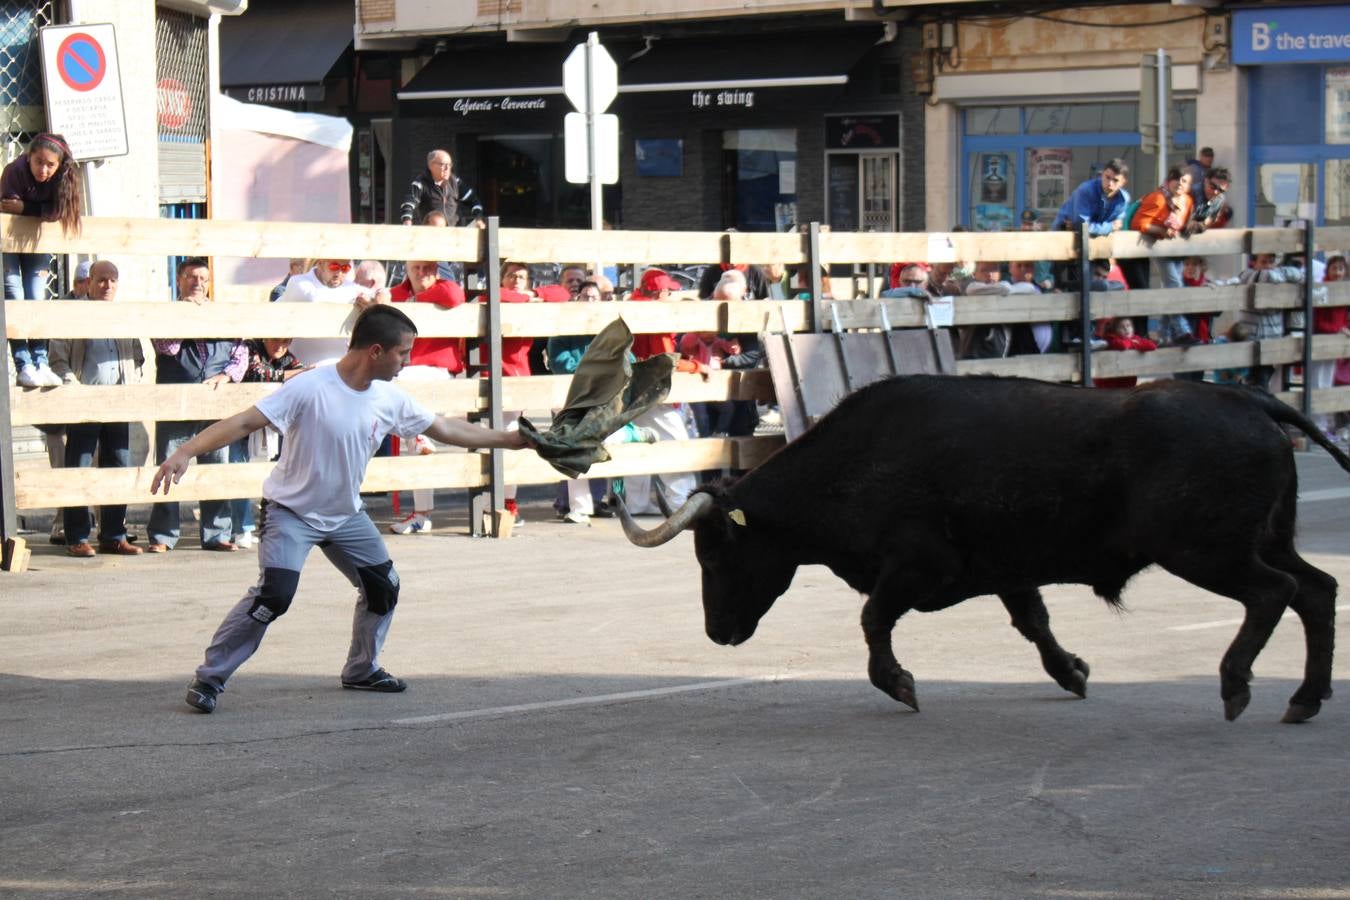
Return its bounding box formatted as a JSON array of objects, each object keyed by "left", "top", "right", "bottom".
[
  {"left": 1057, "top": 657, "right": 1089, "bottom": 699},
  {"left": 1281, "top": 703, "right": 1320, "bottom": 724},
  {"left": 1223, "top": 687, "right": 1251, "bottom": 722},
  {"left": 1066, "top": 670, "right": 1088, "bottom": 699}
]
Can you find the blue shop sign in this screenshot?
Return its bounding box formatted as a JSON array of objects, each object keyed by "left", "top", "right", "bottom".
[{"left": 1234, "top": 6, "right": 1350, "bottom": 65}]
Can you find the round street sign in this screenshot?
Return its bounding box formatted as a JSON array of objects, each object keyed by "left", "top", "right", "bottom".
[
  {"left": 563, "top": 40, "right": 618, "bottom": 114},
  {"left": 56, "top": 32, "right": 106, "bottom": 92}
]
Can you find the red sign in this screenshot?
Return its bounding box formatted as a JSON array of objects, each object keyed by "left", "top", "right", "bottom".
[
  {"left": 56, "top": 32, "right": 106, "bottom": 92},
  {"left": 157, "top": 78, "right": 191, "bottom": 130}
]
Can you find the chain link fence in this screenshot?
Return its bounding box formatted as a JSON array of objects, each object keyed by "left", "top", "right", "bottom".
[{"left": 0, "top": 0, "right": 55, "bottom": 164}]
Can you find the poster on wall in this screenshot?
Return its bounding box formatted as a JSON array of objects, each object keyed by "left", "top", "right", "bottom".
[
  {"left": 1328, "top": 68, "right": 1350, "bottom": 144},
  {"left": 975, "top": 203, "right": 1014, "bottom": 232},
  {"left": 1030, "top": 148, "right": 1072, "bottom": 218},
  {"left": 978, "top": 153, "right": 1010, "bottom": 203}
]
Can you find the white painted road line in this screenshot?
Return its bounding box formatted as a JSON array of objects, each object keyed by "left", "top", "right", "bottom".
[
  {"left": 1299, "top": 488, "right": 1350, "bottom": 503},
  {"left": 1167, "top": 603, "right": 1350, "bottom": 632},
  {"left": 391, "top": 674, "right": 792, "bottom": 726}
]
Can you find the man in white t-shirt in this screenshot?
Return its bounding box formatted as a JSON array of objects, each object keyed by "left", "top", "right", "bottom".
[
  {"left": 151, "top": 305, "right": 530, "bottom": 714},
  {"left": 275, "top": 258, "right": 390, "bottom": 367}
]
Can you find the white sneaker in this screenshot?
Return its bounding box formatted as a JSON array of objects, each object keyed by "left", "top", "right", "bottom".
[
  {"left": 388, "top": 513, "right": 431, "bottom": 535},
  {"left": 562, "top": 510, "right": 591, "bottom": 525},
  {"left": 16, "top": 365, "right": 40, "bottom": 388},
  {"left": 36, "top": 365, "right": 62, "bottom": 386},
  {"left": 233, "top": 531, "right": 256, "bottom": 549},
  {"left": 414, "top": 435, "right": 434, "bottom": 455}
]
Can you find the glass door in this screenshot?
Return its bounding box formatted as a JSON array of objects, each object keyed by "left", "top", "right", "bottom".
[{"left": 860, "top": 153, "right": 896, "bottom": 232}]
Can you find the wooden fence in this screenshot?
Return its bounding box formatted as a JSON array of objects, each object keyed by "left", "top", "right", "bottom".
[{"left": 2, "top": 213, "right": 1347, "bottom": 560}]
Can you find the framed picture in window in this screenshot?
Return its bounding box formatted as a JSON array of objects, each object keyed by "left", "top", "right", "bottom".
[{"left": 636, "top": 138, "right": 683, "bottom": 177}]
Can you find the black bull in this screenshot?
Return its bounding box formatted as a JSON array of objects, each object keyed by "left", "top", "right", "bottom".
[{"left": 618, "top": 375, "right": 1350, "bottom": 723}]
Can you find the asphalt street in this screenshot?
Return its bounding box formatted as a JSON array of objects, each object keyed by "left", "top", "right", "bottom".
[{"left": 2, "top": 455, "right": 1349, "bottom": 898}]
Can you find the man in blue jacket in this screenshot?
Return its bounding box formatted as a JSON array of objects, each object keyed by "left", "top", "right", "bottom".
[{"left": 1052, "top": 159, "right": 1130, "bottom": 236}]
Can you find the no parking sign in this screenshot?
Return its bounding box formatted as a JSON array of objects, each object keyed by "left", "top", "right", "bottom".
[{"left": 39, "top": 23, "right": 128, "bottom": 160}]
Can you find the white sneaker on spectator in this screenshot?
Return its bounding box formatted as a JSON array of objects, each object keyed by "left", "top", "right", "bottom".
[
  {"left": 562, "top": 510, "right": 591, "bottom": 525},
  {"left": 414, "top": 435, "right": 434, "bottom": 455},
  {"left": 16, "top": 365, "right": 40, "bottom": 388},
  {"left": 389, "top": 513, "right": 431, "bottom": 535},
  {"left": 36, "top": 365, "right": 62, "bottom": 386},
  {"left": 233, "top": 531, "right": 256, "bottom": 549}
]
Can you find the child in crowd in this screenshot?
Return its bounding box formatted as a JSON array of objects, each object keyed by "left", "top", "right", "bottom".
[
  {"left": 1211, "top": 322, "right": 1255, "bottom": 385},
  {"left": 1093, "top": 317, "right": 1157, "bottom": 389}
]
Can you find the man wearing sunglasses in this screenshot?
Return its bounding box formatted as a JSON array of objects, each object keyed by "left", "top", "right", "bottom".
[{"left": 276, "top": 258, "right": 389, "bottom": 368}]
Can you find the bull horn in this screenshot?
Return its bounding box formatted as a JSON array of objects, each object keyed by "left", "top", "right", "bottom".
[{"left": 614, "top": 491, "right": 715, "bottom": 548}]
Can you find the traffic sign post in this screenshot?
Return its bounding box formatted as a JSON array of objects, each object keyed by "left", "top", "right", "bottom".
[
  {"left": 563, "top": 33, "right": 619, "bottom": 269},
  {"left": 39, "top": 23, "right": 128, "bottom": 160}
]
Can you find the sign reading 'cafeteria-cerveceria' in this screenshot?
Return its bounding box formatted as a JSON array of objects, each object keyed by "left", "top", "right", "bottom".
[
  {"left": 451, "top": 96, "right": 550, "bottom": 117},
  {"left": 1233, "top": 5, "right": 1350, "bottom": 65}
]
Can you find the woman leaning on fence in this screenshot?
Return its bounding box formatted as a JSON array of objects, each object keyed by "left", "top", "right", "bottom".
[{"left": 0, "top": 132, "right": 83, "bottom": 387}]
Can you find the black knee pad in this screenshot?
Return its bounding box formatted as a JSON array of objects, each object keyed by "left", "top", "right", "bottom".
[
  {"left": 357, "top": 560, "right": 400, "bottom": 616},
  {"left": 248, "top": 567, "right": 301, "bottom": 624}
]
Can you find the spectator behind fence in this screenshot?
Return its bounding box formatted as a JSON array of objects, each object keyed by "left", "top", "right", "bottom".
[
  {"left": 386, "top": 259, "right": 469, "bottom": 536},
  {"left": 1211, "top": 321, "right": 1255, "bottom": 386},
  {"left": 1020, "top": 209, "right": 1056, "bottom": 291},
  {"left": 48, "top": 260, "right": 145, "bottom": 557},
  {"left": 241, "top": 339, "right": 306, "bottom": 465},
  {"left": 490, "top": 262, "right": 570, "bottom": 528},
  {"left": 623, "top": 268, "right": 700, "bottom": 515},
  {"left": 147, "top": 258, "right": 248, "bottom": 553},
  {"left": 547, "top": 280, "right": 656, "bottom": 524},
  {"left": 1052, "top": 159, "right": 1130, "bottom": 236},
  {"left": 400, "top": 149, "right": 485, "bottom": 230},
  {"left": 270, "top": 258, "right": 308, "bottom": 303},
  {"left": 881, "top": 263, "right": 930, "bottom": 299},
  {"left": 1093, "top": 317, "right": 1157, "bottom": 389},
  {"left": 1212, "top": 253, "right": 1302, "bottom": 391},
  {"left": 1310, "top": 255, "right": 1350, "bottom": 439},
  {"left": 1127, "top": 165, "right": 1197, "bottom": 346},
  {"left": 41, "top": 257, "right": 95, "bottom": 545},
  {"left": 1185, "top": 147, "right": 1214, "bottom": 209},
  {"left": 276, "top": 259, "right": 384, "bottom": 367},
  {"left": 698, "top": 255, "right": 769, "bottom": 300},
  {"left": 2, "top": 132, "right": 82, "bottom": 388},
  {"left": 1186, "top": 166, "right": 1233, "bottom": 236}
]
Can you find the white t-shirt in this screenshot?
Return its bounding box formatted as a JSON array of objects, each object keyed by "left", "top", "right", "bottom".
[
  {"left": 275, "top": 270, "right": 369, "bottom": 367},
  {"left": 256, "top": 365, "right": 436, "bottom": 530}
]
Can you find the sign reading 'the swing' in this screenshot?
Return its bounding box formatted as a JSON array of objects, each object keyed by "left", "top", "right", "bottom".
[{"left": 38, "top": 23, "right": 129, "bottom": 160}]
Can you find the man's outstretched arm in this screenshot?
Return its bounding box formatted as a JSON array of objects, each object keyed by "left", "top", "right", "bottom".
[
  {"left": 151, "top": 407, "right": 271, "bottom": 495},
  {"left": 423, "top": 415, "right": 532, "bottom": 450}
]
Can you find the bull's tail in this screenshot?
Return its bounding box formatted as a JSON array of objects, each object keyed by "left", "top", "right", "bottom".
[{"left": 1241, "top": 386, "right": 1350, "bottom": 474}]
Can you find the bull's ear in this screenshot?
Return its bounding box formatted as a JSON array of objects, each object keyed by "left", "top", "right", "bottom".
[{"left": 728, "top": 509, "right": 747, "bottom": 527}]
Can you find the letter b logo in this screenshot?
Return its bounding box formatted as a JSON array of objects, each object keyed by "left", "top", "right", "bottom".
[{"left": 1253, "top": 22, "right": 1270, "bottom": 51}]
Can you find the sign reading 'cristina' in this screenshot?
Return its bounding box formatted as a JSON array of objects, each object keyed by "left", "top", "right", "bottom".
[{"left": 1234, "top": 6, "right": 1350, "bottom": 65}]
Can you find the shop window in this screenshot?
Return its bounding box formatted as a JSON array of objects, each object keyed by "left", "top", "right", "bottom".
[
  {"left": 1323, "top": 159, "right": 1350, "bottom": 226},
  {"left": 723, "top": 129, "right": 797, "bottom": 232},
  {"left": 827, "top": 155, "right": 859, "bottom": 231},
  {"left": 966, "top": 106, "right": 1019, "bottom": 135},
  {"left": 1328, "top": 67, "right": 1350, "bottom": 144},
  {"left": 1251, "top": 66, "right": 1323, "bottom": 146},
  {"left": 1254, "top": 162, "right": 1317, "bottom": 226}
]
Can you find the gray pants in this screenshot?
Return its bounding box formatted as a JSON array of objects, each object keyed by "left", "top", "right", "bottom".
[{"left": 195, "top": 502, "right": 397, "bottom": 691}]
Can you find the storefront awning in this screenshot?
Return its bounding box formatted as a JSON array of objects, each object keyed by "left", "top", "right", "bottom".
[
  {"left": 397, "top": 45, "right": 572, "bottom": 101},
  {"left": 616, "top": 29, "right": 879, "bottom": 97},
  {"left": 396, "top": 28, "right": 879, "bottom": 109},
  {"left": 219, "top": 0, "right": 353, "bottom": 99}
]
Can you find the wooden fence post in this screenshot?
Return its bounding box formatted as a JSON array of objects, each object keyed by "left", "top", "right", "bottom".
[
  {"left": 0, "top": 263, "right": 18, "bottom": 567},
  {"left": 808, "top": 222, "right": 824, "bottom": 334},
  {"left": 1078, "top": 222, "right": 1093, "bottom": 388},
  {"left": 485, "top": 217, "right": 507, "bottom": 535},
  {"left": 1301, "top": 219, "right": 1316, "bottom": 419}
]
